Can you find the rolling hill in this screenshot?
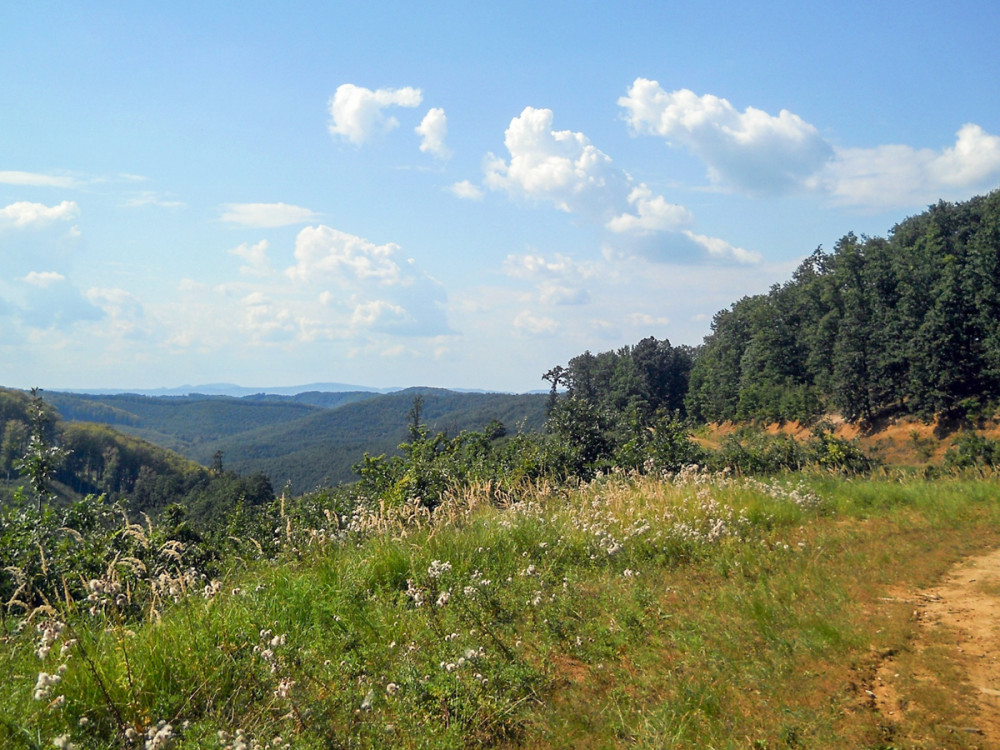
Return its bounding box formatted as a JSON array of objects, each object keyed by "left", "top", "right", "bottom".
[{"left": 41, "top": 387, "right": 549, "bottom": 492}]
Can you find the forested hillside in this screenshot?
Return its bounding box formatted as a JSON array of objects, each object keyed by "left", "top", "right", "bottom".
[
  {"left": 686, "top": 190, "right": 1000, "bottom": 424},
  {"left": 38, "top": 387, "right": 549, "bottom": 493}
]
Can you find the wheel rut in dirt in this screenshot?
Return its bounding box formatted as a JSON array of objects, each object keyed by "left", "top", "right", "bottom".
[{"left": 872, "top": 546, "right": 1000, "bottom": 746}]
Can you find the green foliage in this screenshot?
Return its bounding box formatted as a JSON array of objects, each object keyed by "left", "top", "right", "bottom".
[
  {"left": 687, "top": 190, "right": 1000, "bottom": 424},
  {"left": 354, "top": 400, "right": 555, "bottom": 507},
  {"left": 943, "top": 431, "right": 1000, "bottom": 470},
  {"left": 708, "top": 424, "right": 876, "bottom": 475}
]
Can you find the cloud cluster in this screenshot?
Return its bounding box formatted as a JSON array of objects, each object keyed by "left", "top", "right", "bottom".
[
  {"left": 619, "top": 79, "right": 833, "bottom": 193},
  {"left": 620, "top": 78, "right": 1000, "bottom": 207},
  {"left": 328, "top": 84, "right": 423, "bottom": 145},
  {"left": 0, "top": 200, "right": 79, "bottom": 229},
  {"left": 481, "top": 107, "right": 756, "bottom": 265},
  {"left": 328, "top": 83, "right": 452, "bottom": 160},
  {"left": 819, "top": 123, "right": 1000, "bottom": 208}
]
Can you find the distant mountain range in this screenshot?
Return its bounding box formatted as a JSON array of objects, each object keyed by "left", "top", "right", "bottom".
[
  {"left": 52, "top": 382, "right": 512, "bottom": 397},
  {"left": 41, "top": 387, "right": 549, "bottom": 492}
]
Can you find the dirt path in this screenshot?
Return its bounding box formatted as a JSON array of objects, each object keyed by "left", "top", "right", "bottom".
[{"left": 873, "top": 547, "right": 1000, "bottom": 746}]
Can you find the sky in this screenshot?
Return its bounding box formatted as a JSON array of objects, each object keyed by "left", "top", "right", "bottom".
[{"left": 2, "top": 1, "right": 999, "bottom": 393}]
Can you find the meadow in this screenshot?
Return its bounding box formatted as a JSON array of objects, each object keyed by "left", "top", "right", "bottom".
[{"left": 3, "top": 466, "right": 999, "bottom": 749}]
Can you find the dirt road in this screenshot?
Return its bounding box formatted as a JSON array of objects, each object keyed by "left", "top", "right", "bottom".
[{"left": 873, "top": 547, "right": 1000, "bottom": 747}]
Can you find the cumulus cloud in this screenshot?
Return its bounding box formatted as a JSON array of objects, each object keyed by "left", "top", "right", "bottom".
[
  {"left": 0, "top": 200, "right": 79, "bottom": 229},
  {"left": 416, "top": 107, "right": 451, "bottom": 159},
  {"left": 0, "top": 171, "right": 78, "bottom": 188},
  {"left": 619, "top": 78, "right": 833, "bottom": 194},
  {"left": 328, "top": 83, "right": 423, "bottom": 145},
  {"left": 287, "top": 226, "right": 404, "bottom": 284},
  {"left": 819, "top": 123, "right": 1000, "bottom": 207},
  {"left": 484, "top": 107, "right": 755, "bottom": 265},
  {"left": 282, "top": 224, "right": 450, "bottom": 338},
  {"left": 240, "top": 292, "right": 297, "bottom": 343},
  {"left": 220, "top": 202, "right": 319, "bottom": 228},
  {"left": 484, "top": 106, "right": 625, "bottom": 218},
  {"left": 620, "top": 78, "right": 1000, "bottom": 208},
  {"left": 448, "top": 180, "right": 484, "bottom": 200},
  {"left": 230, "top": 239, "right": 273, "bottom": 277},
  {"left": 606, "top": 184, "right": 693, "bottom": 234},
  {"left": 351, "top": 299, "right": 409, "bottom": 329}
]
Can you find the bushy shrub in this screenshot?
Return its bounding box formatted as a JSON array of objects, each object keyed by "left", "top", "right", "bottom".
[{"left": 943, "top": 431, "right": 1000, "bottom": 470}]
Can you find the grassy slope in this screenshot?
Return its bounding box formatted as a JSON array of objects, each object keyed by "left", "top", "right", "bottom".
[{"left": 3, "top": 471, "right": 998, "bottom": 748}]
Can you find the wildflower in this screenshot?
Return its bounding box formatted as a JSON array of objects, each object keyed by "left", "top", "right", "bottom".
[
  {"left": 405, "top": 579, "right": 425, "bottom": 607},
  {"left": 53, "top": 735, "right": 76, "bottom": 749},
  {"left": 274, "top": 679, "right": 295, "bottom": 699},
  {"left": 427, "top": 560, "right": 452, "bottom": 578},
  {"left": 386, "top": 682, "right": 400, "bottom": 696},
  {"left": 34, "top": 671, "right": 61, "bottom": 700},
  {"left": 144, "top": 721, "right": 174, "bottom": 750},
  {"left": 435, "top": 590, "right": 451, "bottom": 607}
]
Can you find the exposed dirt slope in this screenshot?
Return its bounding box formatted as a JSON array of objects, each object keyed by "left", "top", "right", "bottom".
[{"left": 700, "top": 417, "right": 1000, "bottom": 467}]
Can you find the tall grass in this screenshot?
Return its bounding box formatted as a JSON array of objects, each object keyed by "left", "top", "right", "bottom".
[{"left": 2, "top": 469, "right": 999, "bottom": 748}]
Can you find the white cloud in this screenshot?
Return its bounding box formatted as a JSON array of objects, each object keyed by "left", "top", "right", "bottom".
[
  {"left": 606, "top": 184, "right": 693, "bottom": 234},
  {"left": 448, "top": 180, "right": 484, "bottom": 200},
  {"left": 484, "top": 106, "right": 624, "bottom": 218},
  {"left": 513, "top": 309, "right": 559, "bottom": 336},
  {"left": 503, "top": 252, "right": 599, "bottom": 280},
  {"left": 416, "top": 107, "right": 451, "bottom": 159},
  {"left": 819, "top": 123, "right": 1000, "bottom": 207},
  {"left": 0, "top": 171, "right": 78, "bottom": 188},
  {"left": 287, "top": 226, "right": 404, "bottom": 284},
  {"left": 280, "top": 224, "right": 450, "bottom": 338},
  {"left": 0, "top": 200, "right": 79, "bottom": 229},
  {"left": 621, "top": 78, "right": 1000, "bottom": 209},
  {"left": 539, "top": 283, "right": 590, "bottom": 306},
  {"left": 22, "top": 271, "right": 66, "bottom": 287},
  {"left": 220, "top": 202, "right": 319, "bottom": 228},
  {"left": 328, "top": 83, "right": 423, "bottom": 145},
  {"left": 484, "top": 107, "right": 754, "bottom": 265},
  {"left": 240, "top": 293, "right": 297, "bottom": 343},
  {"left": 619, "top": 78, "right": 833, "bottom": 194},
  {"left": 351, "top": 299, "right": 409, "bottom": 328},
  {"left": 230, "top": 240, "right": 273, "bottom": 277},
  {"left": 683, "top": 231, "right": 762, "bottom": 265},
  {"left": 628, "top": 312, "right": 670, "bottom": 326}
]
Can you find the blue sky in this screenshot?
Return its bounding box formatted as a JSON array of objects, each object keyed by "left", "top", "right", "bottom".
[{"left": 2, "top": 1, "right": 999, "bottom": 393}]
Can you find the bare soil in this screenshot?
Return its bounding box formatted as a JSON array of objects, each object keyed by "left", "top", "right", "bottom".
[
  {"left": 699, "top": 416, "right": 1000, "bottom": 467},
  {"left": 873, "top": 547, "right": 1000, "bottom": 747}
]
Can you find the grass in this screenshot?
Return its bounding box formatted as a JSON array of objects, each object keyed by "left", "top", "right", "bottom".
[{"left": 2, "top": 470, "right": 1000, "bottom": 748}]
